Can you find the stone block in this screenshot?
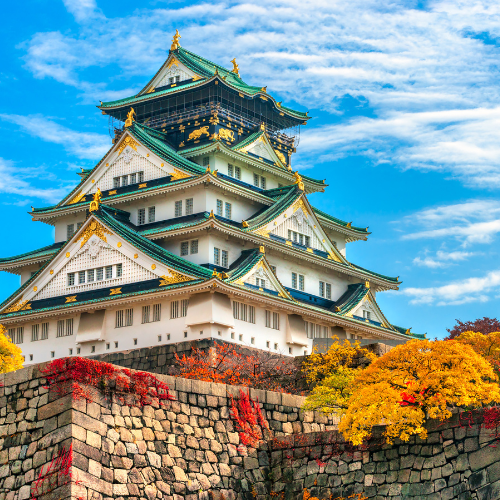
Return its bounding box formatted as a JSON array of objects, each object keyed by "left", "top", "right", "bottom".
[{"left": 470, "top": 443, "right": 500, "bottom": 471}]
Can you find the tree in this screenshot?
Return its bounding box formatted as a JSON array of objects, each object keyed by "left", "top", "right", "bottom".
[
  {"left": 337, "top": 339, "right": 500, "bottom": 445},
  {"left": 445, "top": 317, "right": 500, "bottom": 340},
  {"left": 303, "top": 338, "right": 376, "bottom": 414},
  {"left": 455, "top": 331, "right": 500, "bottom": 373},
  {"left": 0, "top": 325, "right": 23, "bottom": 374}
]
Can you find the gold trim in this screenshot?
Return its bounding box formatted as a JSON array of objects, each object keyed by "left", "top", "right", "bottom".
[
  {"left": 188, "top": 126, "right": 209, "bottom": 141},
  {"left": 159, "top": 270, "right": 192, "bottom": 286},
  {"left": 78, "top": 220, "right": 112, "bottom": 248},
  {"left": 124, "top": 108, "right": 135, "bottom": 128},
  {"left": 253, "top": 227, "right": 270, "bottom": 238},
  {"left": 65, "top": 296, "right": 77, "bottom": 303},
  {"left": 108, "top": 190, "right": 117, "bottom": 195},
  {"left": 4, "top": 298, "right": 31, "bottom": 313},
  {"left": 117, "top": 135, "right": 138, "bottom": 155},
  {"left": 170, "top": 168, "right": 192, "bottom": 181},
  {"left": 218, "top": 128, "right": 235, "bottom": 142},
  {"left": 151, "top": 264, "right": 156, "bottom": 270},
  {"left": 69, "top": 191, "right": 85, "bottom": 205},
  {"left": 110, "top": 288, "right": 122, "bottom": 296},
  {"left": 139, "top": 183, "right": 147, "bottom": 188},
  {"left": 292, "top": 198, "right": 308, "bottom": 215}
]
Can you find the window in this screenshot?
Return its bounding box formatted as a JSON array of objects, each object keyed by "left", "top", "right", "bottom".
[
  {"left": 142, "top": 305, "right": 151, "bottom": 324},
  {"left": 184, "top": 332, "right": 188, "bottom": 338},
  {"left": 170, "top": 300, "right": 188, "bottom": 319},
  {"left": 105, "top": 266, "right": 113, "bottom": 280},
  {"left": 78, "top": 271, "right": 85, "bottom": 284},
  {"left": 251, "top": 337, "right": 255, "bottom": 344},
  {"left": 96, "top": 267, "right": 104, "bottom": 281},
  {"left": 181, "top": 239, "right": 197, "bottom": 255},
  {"left": 261, "top": 177, "right": 266, "bottom": 189},
  {"left": 106, "top": 344, "right": 110, "bottom": 350},
  {"left": 130, "top": 173, "right": 136, "bottom": 184},
  {"left": 190, "top": 240, "right": 198, "bottom": 254},
  {"left": 67, "top": 224, "right": 75, "bottom": 240},
  {"left": 66, "top": 319, "right": 73, "bottom": 336},
  {"left": 265, "top": 311, "right": 280, "bottom": 330},
  {"left": 253, "top": 173, "right": 259, "bottom": 187},
  {"left": 56, "top": 319, "right": 72, "bottom": 337},
  {"left": 57, "top": 320, "right": 64, "bottom": 338},
  {"left": 138, "top": 208, "right": 146, "bottom": 225},
  {"left": 125, "top": 308, "right": 133, "bottom": 326},
  {"left": 235, "top": 166, "right": 241, "bottom": 180},
  {"left": 91, "top": 346, "right": 96, "bottom": 353},
  {"left": 138, "top": 171, "right": 144, "bottom": 183},
  {"left": 186, "top": 198, "right": 193, "bottom": 215},
  {"left": 7, "top": 328, "right": 14, "bottom": 342},
  {"left": 256, "top": 278, "right": 266, "bottom": 289},
  {"left": 121, "top": 175, "right": 128, "bottom": 187},
  {"left": 41, "top": 323, "right": 49, "bottom": 340},
  {"left": 224, "top": 202, "right": 232, "bottom": 219},
  {"left": 214, "top": 248, "right": 228, "bottom": 268},
  {"left": 239, "top": 334, "right": 243, "bottom": 341},
  {"left": 299, "top": 274, "right": 305, "bottom": 291},
  {"left": 29, "top": 355, "right": 33, "bottom": 361},
  {"left": 319, "top": 282, "right": 331, "bottom": 299},
  {"left": 216, "top": 199, "right": 223, "bottom": 217},
  {"left": 288, "top": 230, "right": 310, "bottom": 247},
  {"left": 67, "top": 273, "right": 75, "bottom": 286},
  {"left": 31, "top": 324, "right": 39, "bottom": 342},
  {"left": 14, "top": 327, "right": 23, "bottom": 344},
  {"left": 153, "top": 304, "right": 161, "bottom": 322},
  {"left": 148, "top": 206, "right": 156, "bottom": 223},
  {"left": 274, "top": 343, "right": 278, "bottom": 350},
  {"left": 134, "top": 338, "right": 138, "bottom": 345},
  {"left": 87, "top": 269, "right": 95, "bottom": 283},
  {"left": 233, "top": 301, "right": 255, "bottom": 323},
  {"left": 116, "top": 264, "right": 123, "bottom": 278},
  {"left": 114, "top": 172, "right": 145, "bottom": 188},
  {"left": 253, "top": 174, "right": 266, "bottom": 189},
  {"left": 363, "top": 310, "right": 371, "bottom": 320},
  {"left": 115, "top": 310, "right": 124, "bottom": 328},
  {"left": 167, "top": 334, "right": 171, "bottom": 340},
  {"left": 203, "top": 157, "right": 210, "bottom": 167},
  {"left": 221, "top": 250, "right": 228, "bottom": 268},
  {"left": 200, "top": 330, "right": 204, "bottom": 336},
  {"left": 175, "top": 200, "right": 182, "bottom": 217},
  {"left": 158, "top": 335, "right": 162, "bottom": 342},
  {"left": 51, "top": 351, "right": 55, "bottom": 358},
  {"left": 228, "top": 164, "right": 241, "bottom": 180},
  {"left": 305, "top": 322, "right": 330, "bottom": 339},
  {"left": 231, "top": 332, "right": 235, "bottom": 339},
  {"left": 270, "top": 265, "right": 277, "bottom": 275},
  {"left": 77, "top": 348, "right": 80, "bottom": 354},
  {"left": 289, "top": 347, "right": 292, "bottom": 355},
  {"left": 214, "top": 248, "right": 220, "bottom": 265},
  {"left": 113, "top": 177, "right": 120, "bottom": 188},
  {"left": 115, "top": 342, "right": 118, "bottom": 348},
  {"left": 266, "top": 341, "right": 270, "bottom": 348}
]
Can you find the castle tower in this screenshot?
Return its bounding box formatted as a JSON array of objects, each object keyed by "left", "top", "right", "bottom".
[{"left": 0, "top": 34, "right": 422, "bottom": 364}]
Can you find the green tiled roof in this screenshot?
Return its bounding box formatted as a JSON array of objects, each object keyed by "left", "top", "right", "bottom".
[
  {"left": 100, "top": 47, "right": 309, "bottom": 120},
  {"left": 232, "top": 130, "right": 265, "bottom": 150},
  {"left": 393, "top": 325, "right": 426, "bottom": 339},
  {"left": 333, "top": 283, "right": 369, "bottom": 314},
  {"left": 350, "top": 262, "right": 399, "bottom": 284},
  {"left": 226, "top": 249, "right": 263, "bottom": 282},
  {"left": 0, "top": 242, "right": 65, "bottom": 265},
  {"left": 313, "top": 207, "right": 368, "bottom": 234}
]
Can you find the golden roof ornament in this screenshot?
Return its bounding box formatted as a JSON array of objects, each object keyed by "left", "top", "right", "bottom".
[
  {"left": 293, "top": 171, "right": 304, "bottom": 191},
  {"left": 124, "top": 108, "right": 135, "bottom": 128},
  {"left": 89, "top": 188, "right": 102, "bottom": 213},
  {"left": 230, "top": 58, "right": 240, "bottom": 77},
  {"left": 171, "top": 29, "right": 181, "bottom": 51}
]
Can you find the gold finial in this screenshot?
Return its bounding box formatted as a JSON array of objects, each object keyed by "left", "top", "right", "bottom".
[
  {"left": 213, "top": 169, "right": 218, "bottom": 177},
  {"left": 293, "top": 171, "right": 304, "bottom": 191},
  {"left": 365, "top": 281, "right": 370, "bottom": 289},
  {"left": 346, "top": 222, "right": 352, "bottom": 228},
  {"left": 89, "top": 188, "right": 102, "bottom": 212},
  {"left": 242, "top": 220, "right": 249, "bottom": 228},
  {"left": 230, "top": 58, "right": 240, "bottom": 77},
  {"left": 205, "top": 166, "right": 211, "bottom": 173},
  {"left": 171, "top": 29, "right": 181, "bottom": 51},
  {"left": 259, "top": 246, "right": 265, "bottom": 254},
  {"left": 406, "top": 328, "right": 412, "bottom": 335},
  {"left": 260, "top": 123, "right": 265, "bottom": 131},
  {"left": 124, "top": 108, "right": 135, "bottom": 128},
  {"left": 209, "top": 209, "right": 215, "bottom": 218}
]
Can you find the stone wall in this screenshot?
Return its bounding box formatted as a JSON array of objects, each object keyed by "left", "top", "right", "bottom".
[{"left": 2, "top": 362, "right": 499, "bottom": 500}]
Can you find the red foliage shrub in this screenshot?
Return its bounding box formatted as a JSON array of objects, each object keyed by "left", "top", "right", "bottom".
[
  {"left": 41, "top": 357, "right": 174, "bottom": 407},
  {"left": 445, "top": 317, "right": 500, "bottom": 340},
  {"left": 31, "top": 445, "right": 75, "bottom": 499},
  {"left": 230, "top": 389, "right": 270, "bottom": 448},
  {"left": 174, "top": 342, "right": 300, "bottom": 393}
]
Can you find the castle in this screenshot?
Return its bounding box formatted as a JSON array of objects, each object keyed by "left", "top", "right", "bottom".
[{"left": 0, "top": 32, "right": 420, "bottom": 364}]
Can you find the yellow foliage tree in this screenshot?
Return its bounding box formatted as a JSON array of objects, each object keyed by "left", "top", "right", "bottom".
[
  {"left": 338, "top": 339, "right": 500, "bottom": 445},
  {"left": 303, "top": 338, "right": 376, "bottom": 414},
  {"left": 455, "top": 331, "right": 500, "bottom": 370},
  {"left": 0, "top": 325, "right": 23, "bottom": 374}
]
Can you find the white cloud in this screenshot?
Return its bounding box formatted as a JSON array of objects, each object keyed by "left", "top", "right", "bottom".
[
  {"left": 413, "top": 250, "right": 476, "bottom": 268},
  {"left": 62, "top": 0, "right": 100, "bottom": 23},
  {"left": 0, "top": 114, "right": 110, "bottom": 160},
  {"left": 0, "top": 158, "right": 71, "bottom": 204},
  {"left": 403, "top": 269, "right": 500, "bottom": 306}
]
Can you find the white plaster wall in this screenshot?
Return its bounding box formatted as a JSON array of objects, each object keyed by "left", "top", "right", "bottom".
[
  {"left": 159, "top": 234, "right": 211, "bottom": 266},
  {"left": 18, "top": 294, "right": 315, "bottom": 365},
  {"left": 54, "top": 214, "right": 87, "bottom": 243}
]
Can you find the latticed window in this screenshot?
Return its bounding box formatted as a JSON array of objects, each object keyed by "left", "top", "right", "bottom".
[
  {"left": 105, "top": 266, "right": 113, "bottom": 280},
  {"left": 203, "top": 157, "right": 210, "bottom": 167},
  {"left": 115, "top": 310, "right": 124, "bottom": 328},
  {"left": 116, "top": 264, "right": 122, "bottom": 278},
  {"left": 175, "top": 200, "right": 182, "bottom": 217},
  {"left": 299, "top": 274, "right": 305, "bottom": 291},
  {"left": 138, "top": 208, "right": 146, "bottom": 225},
  {"left": 228, "top": 164, "right": 234, "bottom": 177},
  {"left": 121, "top": 175, "right": 128, "bottom": 187},
  {"left": 232, "top": 301, "right": 255, "bottom": 324},
  {"left": 78, "top": 271, "right": 85, "bottom": 284},
  {"left": 87, "top": 269, "right": 95, "bottom": 282},
  {"left": 125, "top": 308, "right": 133, "bottom": 326},
  {"left": 216, "top": 199, "right": 223, "bottom": 216},
  {"left": 148, "top": 206, "right": 155, "bottom": 223},
  {"left": 224, "top": 202, "right": 232, "bottom": 219},
  {"left": 253, "top": 173, "right": 259, "bottom": 187},
  {"left": 256, "top": 278, "right": 266, "bottom": 289},
  {"left": 31, "top": 324, "right": 39, "bottom": 342},
  {"left": 265, "top": 311, "right": 280, "bottom": 330},
  {"left": 96, "top": 268, "right": 104, "bottom": 281},
  {"left": 67, "top": 224, "right": 75, "bottom": 240},
  {"left": 288, "top": 230, "right": 310, "bottom": 247},
  {"left": 235, "top": 166, "right": 241, "bottom": 180},
  {"left": 7, "top": 328, "right": 14, "bottom": 342},
  {"left": 261, "top": 177, "right": 266, "bottom": 189},
  {"left": 190, "top": 240, "right": 198, "bottom": 254},
  {"left": 170, "top": 301, "right": 179, "bottom": 319},
  {"left": 56, "top": 320, "right": 64, "bottom": 338},
  {"left": 113, "top": 177, "right": 120, "bottom": 189},
  {"left": 221, "top": 250, "right": 228, "bottom": 268},
  {"left": 142, "top": 305, "right": 151, "bottom": 324},
  {"left": 153, "top": 304, "right": 161, "bottom": 322},
  {"left": 305, "top": 322, "right": 330, "bottom": 339},
  {"left": 181, "top": 241, "right": 189, "bottom": 256},
  {"left": 181, "top": 299, "right": 189, "bottom": 317},
  {"left": 41, "top": 322, "right": 49, "bottom": 340},
  {"left": 214, "top": 248, "right": 220, "bottom": 265},
  {"left": 66, "top": 319, "right": 73, "bottom": 336},
  {"left": 185, "top": 198, "right": 193, "bottom": 215},
  {"left": 130, "top": 173, "right": 137, "bottom": 184},
  {"left": 67, "top": 273, "right": 75, "bottom": 286},
  {"left": 15, "top": 327, "right": 24, "bottom": 344}
]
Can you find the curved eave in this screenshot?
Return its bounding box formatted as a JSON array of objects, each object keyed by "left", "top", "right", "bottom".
[
  {"left": 316, "top": 214, "right": 370, "bottom": 242},
  {"left": 30, "top": 173, "right": 275, "bottom": 222},
  {"left": 99, "top": 74, "right": 310, "bottom": 124},
  {"left": 180, "top": 141, "right": 326, "bottom": 193},
  {"left": 144, "top": 217, "right": 401, "bottom": 291}
]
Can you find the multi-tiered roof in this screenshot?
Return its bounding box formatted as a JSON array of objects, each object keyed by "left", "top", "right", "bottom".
[{"left": 0, "top": 32, "right": 422, "bottom": 344}]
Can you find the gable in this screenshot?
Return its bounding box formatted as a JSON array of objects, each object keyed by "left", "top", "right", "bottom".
[
  {"left": 348, "top": 293, "right": 390, "bottom": 328},
  {"left": 247, "top": 140, "right": 273, "bottom": 162},
  {"left": 241, "top": 134, "right": 287, "bottom": 169},
  {"left": 141, "top": 56, "right": 200, "bottom": 94},
  {"left": 259, "top": 198, "right": 345, "bottom": 263},
  {"left": 64, "top": 133, "right": 192, "bottom": 205},
  {"left": 0, "top": 217, "right": 195, "bottom": 313}
]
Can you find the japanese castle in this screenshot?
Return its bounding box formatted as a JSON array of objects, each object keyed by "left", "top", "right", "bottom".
[{"left": 0, "top": 32, "right": 421, "bottom": 364}]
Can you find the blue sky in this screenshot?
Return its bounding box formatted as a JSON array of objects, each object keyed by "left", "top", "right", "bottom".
[{"left": 2, "top": 0, "right": 500, "bottom": 338}]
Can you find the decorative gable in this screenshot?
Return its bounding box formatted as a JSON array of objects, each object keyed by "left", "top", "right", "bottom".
[
  {"left": 239, "top": 132, "right": 289, "bottom": 170},
  {"left": 141, "top": 56, "right": 200, "bottom": 94},
  {"left": 0, "top": 216, "right": 195, "bottom": 313},
  {"left": 64, "top": 133, "right": 192, "bottom": 205},
  {"left": 247, "top": 140, "right": 273, "bottom": 162},
  {"left": 348, "top": 292, "right": 391, "bottom": 328}
]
